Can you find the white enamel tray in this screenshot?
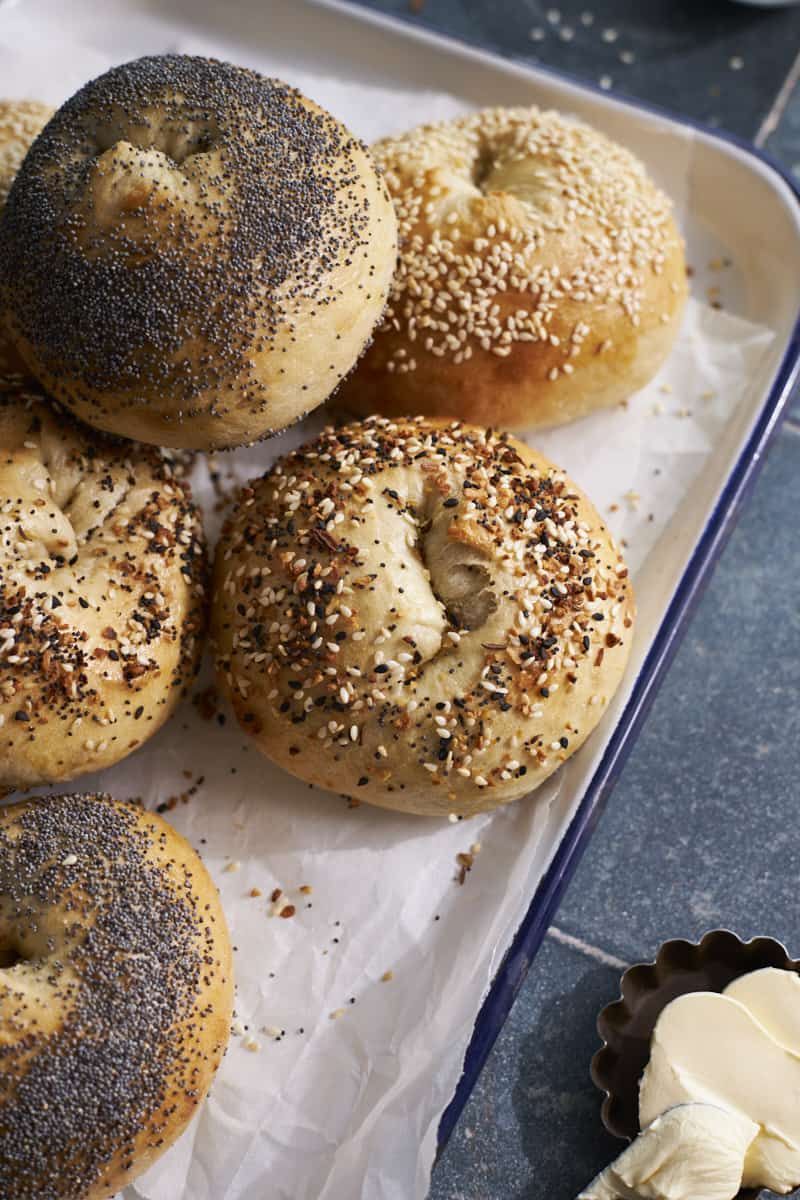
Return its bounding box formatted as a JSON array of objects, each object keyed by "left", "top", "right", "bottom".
[{"left": 1, "top": 1, "right": 799, "bottom": 1197}]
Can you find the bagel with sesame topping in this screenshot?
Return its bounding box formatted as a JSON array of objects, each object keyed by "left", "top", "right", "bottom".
[
  {"left": 0, "top": 791, "right": 233, "bottom": 1200},
  {"left": 334, "top": 106, "right": 687, "bottom": 430},
  {"left": 0, "top": 377, "right": 206, "bottom": 790},
  {"left": 0, "top": 55, "right": 397, "bottom": 451},
  {"left": 212, "top": 416, "right": 635, "bottom": 817},
  {"left": 0, "top": 100, "right": 53, "bottom": 377}
]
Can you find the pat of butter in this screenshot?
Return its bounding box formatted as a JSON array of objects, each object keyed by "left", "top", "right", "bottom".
[
  {"left": 725, "top": 966, "right": 800, "bottom": 1053},
  {"left": 640, "top": 968, "right": 800, "bottom": 1194},
  {"left": 578, "top": 1103, "right": 757, "bottom": 1200}
]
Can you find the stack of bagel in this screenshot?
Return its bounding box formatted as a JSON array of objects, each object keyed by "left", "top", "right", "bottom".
[{"left": 0, "top": 52, "right": 685, "bottom": 1199}]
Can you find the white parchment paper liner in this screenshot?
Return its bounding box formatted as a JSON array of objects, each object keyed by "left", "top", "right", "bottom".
[{"left": 0, "top": 29, "right": 775, "bottom": 1200}]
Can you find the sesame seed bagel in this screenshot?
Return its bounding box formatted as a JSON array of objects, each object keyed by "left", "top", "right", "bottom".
[
  {"left": 0, "top": 100, "right": 53, "bottom": 377},
  {"left": 212, "top": 416, "right": 634, "bottom": 817},
  {"left": 335, "top": 106, "right": 687, "bottom": 430},
  {"left": 0, "top": 791, "right": 233, "bottom": 1200},
  {"left": 0, "top": 377, "right": 206, "bottom": 790},
  {"left": 0, "top": 56, "right": 398, "bottom": 451}
]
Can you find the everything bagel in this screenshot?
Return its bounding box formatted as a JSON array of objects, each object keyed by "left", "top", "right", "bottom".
[
  {"left": 0, "top": 378, "right": 205, "bottom": 789},
  {"left": 212, "top": 416, "right": 635, "bottom": 816}
]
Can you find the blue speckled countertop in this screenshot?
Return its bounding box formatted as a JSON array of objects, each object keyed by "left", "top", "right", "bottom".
[{"left": 352, "top": 2, "right": 800, "bottom": 1196}]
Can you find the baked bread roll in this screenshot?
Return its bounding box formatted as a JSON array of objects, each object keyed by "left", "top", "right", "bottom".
[
  {"left": 0, "top": 791, "right": 233, "bottom": 1200},
  {"left": 212, "top": 416, "right": 634, "bottom": 816},
  {"left": 0, "top": 100, "right": 52, "bottom": 377},
  {"left": 0, "top": 55, "right": 397, "bottom": 450},
  {"left": 335, "top": 106, "right": 687, "bottom": 430},
  {"left": 0, "top": 377, "right": 205, "bottom": 790}
]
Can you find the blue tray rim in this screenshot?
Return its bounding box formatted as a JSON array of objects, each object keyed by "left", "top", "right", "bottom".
[{"left": 314, "top": 0, "right": 800, "bottom": 1157}]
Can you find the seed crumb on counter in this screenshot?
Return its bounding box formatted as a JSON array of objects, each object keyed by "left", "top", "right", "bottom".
[
  {"left": 456, "top": 844, "right": 480, "bottom": 885},
  {"left": 269, "top": 888, "right": 292, "bottom": 917},
  {"left": 193, "top": 684, "right": 221, "bottom": 721},
  {"left": 381, "top": 971, "right": 394, "bottom": 983}
]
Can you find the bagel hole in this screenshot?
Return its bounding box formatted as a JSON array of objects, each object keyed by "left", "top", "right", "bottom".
[
  {"left": 91, "top": 121, "right": 217, "bottom": 168},
  {"left": 445, "top": 564, "right": 498, "bottom": 631},
  {"left": 415, "top": 504, "right": 498, "bottom": 631},
  {"left": 159, "top": 126, "right": 217, "bottom": 165},
  {"left": 0, "top": 939, "right": 26, "bottom": 969},
  {"left": 472, "top": 147, "right": 497, "bottom": 193}
]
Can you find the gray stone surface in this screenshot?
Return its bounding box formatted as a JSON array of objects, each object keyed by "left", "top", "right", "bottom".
[
  {"left": 555, "top": 427, "right": 800, "bottom": 963},
  {"left": 348, "top": 3, "right": 800, "bottom": 1196},
  {"left": 350, "top": 0, "right": 800, "bottom": 136},
  {"left": 432, "top": 937, "right": 623, "bottom": 1200}
]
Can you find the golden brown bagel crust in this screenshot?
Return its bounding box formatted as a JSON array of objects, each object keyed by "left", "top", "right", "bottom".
[
  {"left": 0, "top": 377, "right": 206, "bottom": 789},
  {"left": 334, "top": 106, "right": 687, "bottom": 430},
  {"left": 0, "top": 792, "right": 233, "bottom": 1200},
  {"left": 212, "top": 416, "right": 635, "bottom": 816},
  {"left": 0, "top": 56, "right": 397, "bottom": 451},
  {"left": 0, "top": 100, "right": 53, "bottom": 377}
]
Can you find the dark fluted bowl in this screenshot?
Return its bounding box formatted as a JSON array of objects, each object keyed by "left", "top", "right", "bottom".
[{"left": 590, "top": 930, "right": 800, "bottom": 1200}]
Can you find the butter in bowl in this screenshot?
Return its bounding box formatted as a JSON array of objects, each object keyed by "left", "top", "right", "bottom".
[{"left": 582, "top": 931, "right": 800, "bottom": 1200}]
